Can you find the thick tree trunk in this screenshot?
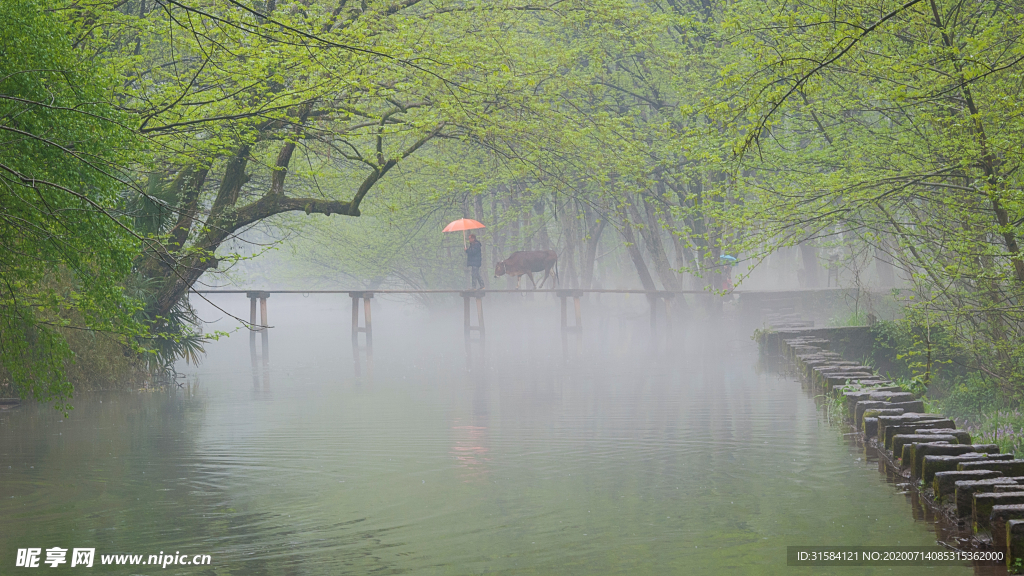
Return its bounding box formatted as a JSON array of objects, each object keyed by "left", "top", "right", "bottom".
[{"left": 146, "top": 112, "right": 443, "bottom": 317}]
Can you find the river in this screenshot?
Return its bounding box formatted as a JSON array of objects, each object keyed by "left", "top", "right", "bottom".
[{"left": 0, "top": 295, "right": 981, "bottom": 574}]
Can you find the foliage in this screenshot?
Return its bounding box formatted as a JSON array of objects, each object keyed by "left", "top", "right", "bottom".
[
  {"left": 941, "top": 373, "right": 1005, "bottom": 420},
  {"left": 6, "top": 0, "right": 1024, "bottom": 420},
  {"left": 956, "top": 410, "right": 1024, "bottom": 458},
  {"left": 893, "top": 377, "right": 928, "bottom": 399},
  {"left": 0, "top": 0, "right": 146, "bottom": 408},
  {"left": 826, "top": 311, "right": 869, "bottom": 328},
  {"left": 718, "top": 0, "right": 1024, "bottom": 395}
]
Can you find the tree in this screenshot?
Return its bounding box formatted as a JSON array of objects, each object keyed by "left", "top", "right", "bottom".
[
  {"left": 719, "top": 0, "right": 1024, "bottom": 387},
  {"left": 0, "top": 0, "right": 144, "bottom": 407},
  {"left": 62, "top": 0, "right": 633, "bottom": 318}
]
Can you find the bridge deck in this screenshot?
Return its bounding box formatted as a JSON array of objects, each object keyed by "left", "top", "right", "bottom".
[{"left": 190, "top": 288, "right": 845, "bottom": 295}]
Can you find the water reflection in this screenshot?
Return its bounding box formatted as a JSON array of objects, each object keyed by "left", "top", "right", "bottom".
[
  {"left": 352, "top": 339, "right": 374, "bottom": 379},
  {"left": 250, "top": 329, "right": 271, "bottom": 394},
  {"left": 451, "top": 381, "right": 491, "bottom": 484}
]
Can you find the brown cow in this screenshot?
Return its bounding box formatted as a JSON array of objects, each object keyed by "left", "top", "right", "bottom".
[{"left": 494, "top": 250, "right": 558, "bottom": 289}]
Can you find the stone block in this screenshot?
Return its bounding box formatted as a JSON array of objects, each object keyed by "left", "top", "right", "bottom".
[
  {"left": 955, "top": 479, "right": 1020, "bottom": 517},
  {"left": 904, "top": 442, "right": 951, "bottom": 475},
  {"left": 893, "top": 434, "right": 957, "bottom": 460},
  {"left": 914, "top": 428, "right": 972, "bottom": 445},
  {"left": 854, "top": 400, "right": 893, "bottom": 422},
  {"left": 912, "top": 444, "right": 999, "bottom": 480},
  {"left": 854, "top": 401, "right": 903, "bottom": 427},
  {"left": 991, "top": 505, "right": 1024, "bottom": 552},
  {"left": 824, "top": 373, "right": 877, "bottom": 389},
  {"left": 863, "top": 409, "right": 905, "bottom": 431},
  {"left": 975, "top": 492, "right": 1024, "bottom": 531},
  {"left": 933, "top": 470, "right": 1003, "bottom": 502},
  {"left": 884, "top": 419, "right": 956, "bottom": 449},
  {"left": 863, "top": 417, "right": 878, "bottom": 439},
  {"left": 856, "top": 400, "right": 926, "bottom": 428},
  {"left": 868, "top": 391, "right": 917, "bottom": 403},
  {"left": 1007, "top": 519, "right": 1024, "bottom": 572},
  {"left": 924, "top": 453, "right": 1014, "bottom": 483},
  {"left": 959, "top": 460, "right": 1024, "bottom": 477}
]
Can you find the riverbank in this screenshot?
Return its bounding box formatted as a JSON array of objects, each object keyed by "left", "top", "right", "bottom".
[{"left": 758, "top": 316, "right": 1024, "bottom": 572}]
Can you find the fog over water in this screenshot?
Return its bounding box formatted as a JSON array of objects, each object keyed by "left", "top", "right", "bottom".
[{"left": 0, "top": 294, "right": 977, "bottom": 574}]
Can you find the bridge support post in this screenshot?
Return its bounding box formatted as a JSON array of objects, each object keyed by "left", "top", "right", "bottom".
[
  {"left": 349, "top": 292, "right": 374, "bottom": 376},
  {"left": 246, "top": 291, "right": 270, "bottom": 331},
  {"left": 556, "top": 289, "right": 584, "bottom": 335},
  {"left": 348, "top": 292, "right": 374, "bottom": 347},
  {"left": 364, "top": 296, "right": 373, "bottom": 348},
  {"left": 461, "top": 291, "right": 485, "bottom": 342}
]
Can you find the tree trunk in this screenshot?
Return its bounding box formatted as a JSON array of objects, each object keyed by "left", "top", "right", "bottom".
[
  {"left": 641, "top": 195, "right": 682, "bottom": 290},
  {"left": 534, "top": 199, "right": 551, "bottom": 250},
  {"left": 617, "top": 206, "right": 658, "bottom": 291},
  {"left": 581, "top": 204, "right": 606, "bottom": 290},
  {"left": 559, "top": 200, "right": 580, "bottom": 288}
]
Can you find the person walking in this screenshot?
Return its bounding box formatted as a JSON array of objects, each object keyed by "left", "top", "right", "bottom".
[{"left": 466, "top": 234, "right": 484, "bottom": 289}]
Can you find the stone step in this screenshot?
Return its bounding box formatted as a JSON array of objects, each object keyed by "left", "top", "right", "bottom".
[
  {"left": 933, "top": 470, "right": 1004, "bottom": 502},
  {"left": 923, "top": 453, "right": 1015, "bottom": 483},
  {"left": 856, "top": 400, "right": 925, "bottom": 427},
  {"left": 911, "top": 444, "right": 999, "bottom": 480},
  {"left": 913, "top": 428, "right": 972, "bottom": 445},
  {"left": 1008, "top": 520, "right": 1024, "bottom": 569},
  {"left": 892, "top": 434, "right": 958, "bottom": 460},
  {"left": 863, "top": 409, "right": 906, "bottom": 431},
  {"left": 883, "top": 419, "right": 956, "bottom": 448},
  {"left": 960, "top": 460, "right": 1024, "bottom": 477},
  {"left": 863, "top": 417, "right": 880, "bottom": 438},
  {"left": 844, "top": 379, "right": 893, "bottom": 389},
  {"left": 955, "top": 479, "right": 1022, "bottom": 517},
  {"left": 991, "top": 505, "right": 1024, "bottom": 552},
  {"left": 975, "top": 492, "right": 1024, "bottom": 531}
]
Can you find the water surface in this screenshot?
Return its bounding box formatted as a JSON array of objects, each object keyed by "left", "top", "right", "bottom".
[{"left": 0, "top": 295, "right": 978, "bottom": 574}]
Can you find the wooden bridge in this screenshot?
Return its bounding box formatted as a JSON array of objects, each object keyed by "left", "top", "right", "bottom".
[
  {"left": 191, "top": 288, "right": 689, "bottom": 345},
  {"left": 190, "top": 287, "right": 852, "bottom": 347}
]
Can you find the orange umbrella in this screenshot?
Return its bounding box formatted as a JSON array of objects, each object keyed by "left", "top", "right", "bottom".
[{"left": 443, "top": 218, "right": 485, "bottom": 248}]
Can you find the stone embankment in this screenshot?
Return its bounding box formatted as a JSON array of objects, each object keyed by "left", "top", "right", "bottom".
[{"left": 758, "top": 315, "right": 1024, "bottom": 572}]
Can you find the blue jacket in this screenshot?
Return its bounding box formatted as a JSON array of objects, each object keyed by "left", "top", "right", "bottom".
[{"left": 466, "top": 241, "right": 482, "bottom": 267}]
